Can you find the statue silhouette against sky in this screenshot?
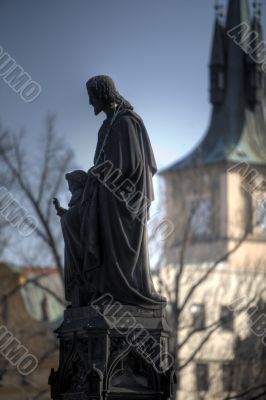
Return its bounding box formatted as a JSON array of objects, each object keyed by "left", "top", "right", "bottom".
[{"left": 54, "top": 75, "right": 165, "bottom": 309}]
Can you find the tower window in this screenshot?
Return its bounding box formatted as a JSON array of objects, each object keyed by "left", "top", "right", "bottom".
[
  {"left": 222, "top": 363, "right": 234, "bottom": 392},
  {"left": 190, "top": 198, "right": 211, "bottom": 238},
  {"left": 220, "top": 306, "right": 234, "bottom": 331},
  {"left": 196, "top": 363, "right": 209, "bottom": 392},
  {"left": 191, "top": 304, "right": 205, "bottom": 330}
]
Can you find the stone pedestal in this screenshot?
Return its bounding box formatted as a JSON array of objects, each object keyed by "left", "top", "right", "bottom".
[{"left": 49, "top": 298, "right": 176, "bottom": 400}]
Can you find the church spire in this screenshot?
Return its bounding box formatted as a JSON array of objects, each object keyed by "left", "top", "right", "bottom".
[{"left": 161, "top": 0, "right": 266, "bottom": 174}]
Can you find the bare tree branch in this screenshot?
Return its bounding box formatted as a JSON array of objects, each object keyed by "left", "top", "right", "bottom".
[{"left": 0, "top": 117, "right": 75, "bottom": 281}]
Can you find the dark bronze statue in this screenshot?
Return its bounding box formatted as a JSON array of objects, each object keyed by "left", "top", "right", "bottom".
[
  {"left": 49, "top": 77, "right": 175, "bottom": 400},
  {"left": 54, "top": 75, "right": 165, "bottom": 308}
]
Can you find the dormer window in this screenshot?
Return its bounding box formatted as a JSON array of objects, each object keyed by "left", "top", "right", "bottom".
[
  {"left": 250, "top": 68, "right": 262, "bottom": 88},
  {"left": 246, "top": 59, "right": 263, "bottom": 104},
  {"left": 210, "top": 66, "right": 225, "bottom": 104},
  {"left": 218, "top": 71, "right": 225, "bottom": 89},
  {"left": 211, "top": 68, "right": 225, "bottom": 90}
]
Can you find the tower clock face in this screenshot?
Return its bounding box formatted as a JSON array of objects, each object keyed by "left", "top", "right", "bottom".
[{"left": 256, "top": 199, "right": 266, "bottom": 233}]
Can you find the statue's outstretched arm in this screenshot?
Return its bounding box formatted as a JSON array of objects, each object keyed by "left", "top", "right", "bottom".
[{"left": 53, "top": 198, "right": 67, "bottom": 217}]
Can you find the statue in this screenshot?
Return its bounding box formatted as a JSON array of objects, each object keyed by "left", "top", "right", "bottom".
[
  {"left": 53, "top": 75, "right": 165, "bottom": 309},
  {"left": 49, "top": 77, "right": 176, "bottom": 400}
]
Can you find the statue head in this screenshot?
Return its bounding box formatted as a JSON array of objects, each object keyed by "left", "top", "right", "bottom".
[
  {"left": 65, "top": 170, "right": 87, "bottom": 193},
  {"left": 86, "top": 75, "right": 133, "bottom": 115}
]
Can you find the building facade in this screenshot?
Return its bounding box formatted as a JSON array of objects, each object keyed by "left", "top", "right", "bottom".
[{"left": 0, "top": 263, "right": 63, "bottom": 400}]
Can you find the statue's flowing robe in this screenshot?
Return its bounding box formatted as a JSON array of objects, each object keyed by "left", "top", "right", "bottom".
[{"left": 61, "top": 109, "right": 165, "bottom": 308}]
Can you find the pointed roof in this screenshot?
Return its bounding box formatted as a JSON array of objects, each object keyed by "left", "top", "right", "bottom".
[{"left": 161, "top": 0, "right": 266, "bottom": 174}]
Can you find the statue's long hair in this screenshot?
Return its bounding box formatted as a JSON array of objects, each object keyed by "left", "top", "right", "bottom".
[{"left": 86, "top": 75, "right": 133, "bottom": 110}]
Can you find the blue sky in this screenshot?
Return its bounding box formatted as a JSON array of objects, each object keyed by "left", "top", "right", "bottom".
[{"left": 1, "top": 0, "right": 266, "bottom": 170}]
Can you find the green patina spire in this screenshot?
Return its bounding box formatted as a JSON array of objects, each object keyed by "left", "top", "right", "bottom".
[{"left": 161, "top": 0, "right": 266, "bottom": 174}]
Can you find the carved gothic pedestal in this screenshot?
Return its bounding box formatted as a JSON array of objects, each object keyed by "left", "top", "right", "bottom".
[{"left": 49, "top": 300, "right": 176, "bottom": 400}]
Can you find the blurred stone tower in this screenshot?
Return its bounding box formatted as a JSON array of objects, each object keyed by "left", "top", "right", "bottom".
[
  {"left": 157, "top": 1, "right": 266, "bottom": 399},
  {"left": 161, "top": 0, "right": 266, "bottom": 266}
]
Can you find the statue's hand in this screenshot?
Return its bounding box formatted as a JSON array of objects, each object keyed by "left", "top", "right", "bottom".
[
  {"left": 53, "top": 197, "right": 61, "bottom": 210},
  {"left": 53, "top": 198, "right": 67, "bottom": 217}
]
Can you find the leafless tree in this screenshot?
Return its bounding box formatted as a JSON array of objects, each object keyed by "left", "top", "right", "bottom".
[
  {"left": 0, "top": 125, "right": 16, "bottom": 256},
  {"left": 0, "top": 115, "right": 75, "bottom": 280},
  {"left": 0, "top": 116, "right": 76, "bottom": 398}
]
